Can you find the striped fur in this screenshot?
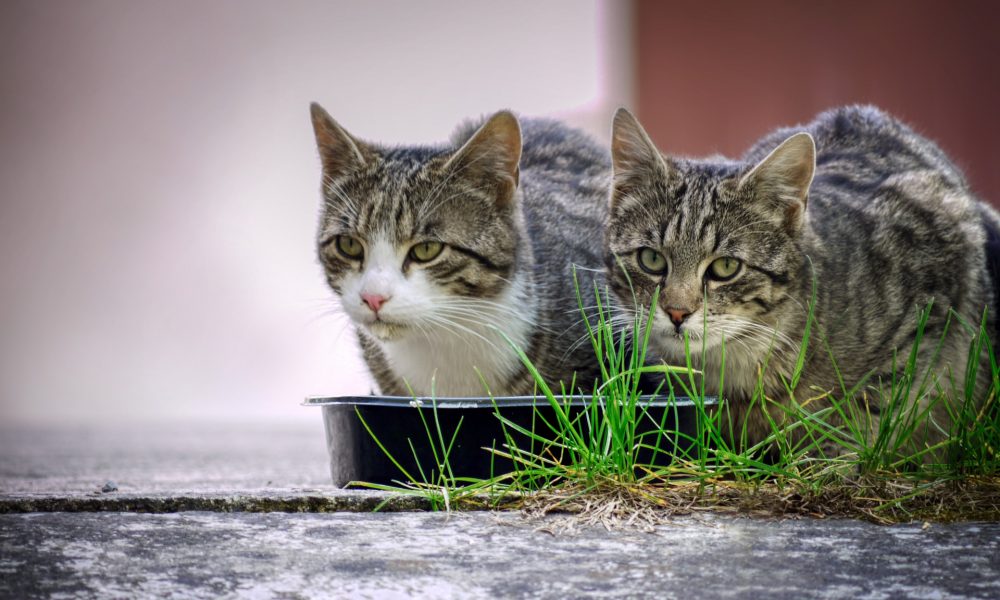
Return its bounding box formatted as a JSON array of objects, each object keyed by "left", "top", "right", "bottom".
[
  {"left": 310, "top": 104, "right": 610, "bottom": 396},
  {"left": 606, "top": 106, "right": 999, "bottom": 447}
]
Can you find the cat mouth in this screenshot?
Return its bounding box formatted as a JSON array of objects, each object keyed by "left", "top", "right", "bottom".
[
  {"left": 655, "top": 324, "right": 713, "bottom": 348},
  {"left": 656, "top": 321, "right": 701, "bottom": 341},
  {"left": 658, "top": 326, "right": 755, "bottom": 356}
]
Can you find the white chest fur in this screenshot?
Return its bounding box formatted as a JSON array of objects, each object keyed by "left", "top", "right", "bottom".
[{"left": 380, "top": 278, "right": 535, "bottom": 397}]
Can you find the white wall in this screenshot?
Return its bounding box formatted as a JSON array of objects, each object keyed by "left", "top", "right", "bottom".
[{"left": 0, "top": 0, "right": 632, "bottom": 424}]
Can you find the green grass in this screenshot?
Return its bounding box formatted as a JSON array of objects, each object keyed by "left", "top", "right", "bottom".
[{"left": 351, "top": 278, "right": 1000, "bottom": 523}]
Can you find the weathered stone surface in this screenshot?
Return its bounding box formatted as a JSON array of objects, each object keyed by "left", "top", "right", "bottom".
[
  {"left": 2, "top": 511, "right": 999, "bottom": 599},
  {"left": 0, "top": 420, "right": 331, "bottom": 494},
  {"left": 0, "top": 489, "right": 432, "bottom": 514},
  {"left": 0, "top": 421, "right": 454, "bottom": 514},
  {"left": 3, "top": 420, "right": 998, "bottom": 598}
]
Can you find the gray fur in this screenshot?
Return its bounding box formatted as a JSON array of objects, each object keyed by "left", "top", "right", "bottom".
[
  {"left": 606, "top": 105, "right": 998, "bottom": 447},
  {"left": 311, "top": 104, "right": 611, "bottom": 396}
]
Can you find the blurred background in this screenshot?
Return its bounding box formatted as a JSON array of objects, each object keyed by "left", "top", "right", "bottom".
[{"left": 1, "top": 0, "right": 997, "bottom": 426}]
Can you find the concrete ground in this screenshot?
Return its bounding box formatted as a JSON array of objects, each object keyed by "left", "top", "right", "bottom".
[{"left": 2, "top": 420, "right": 998, "bottom": 599}]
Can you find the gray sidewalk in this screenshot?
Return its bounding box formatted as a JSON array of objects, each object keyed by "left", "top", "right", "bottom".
[
  {"left": 2, "top": 421, "right": 998, "bottom": 599},
  {"left": 4, "top": 511, "right": 1000, "bottom": 599}
]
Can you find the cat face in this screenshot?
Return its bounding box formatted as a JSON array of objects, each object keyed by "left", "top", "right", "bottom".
[
  {"left": 311, "top": 104, "right": 523, "bottom": 343},
  {"left": 605, "top": 109, "right": 815, "bottom": 358}
]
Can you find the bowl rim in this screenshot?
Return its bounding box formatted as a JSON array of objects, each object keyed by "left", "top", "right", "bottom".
[{"left": 303, "top": 394, "right": 716, "bottom": 409}]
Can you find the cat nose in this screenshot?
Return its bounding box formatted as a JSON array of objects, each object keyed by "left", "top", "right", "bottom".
[
  {"left": 361, "top": 293, "right": 389, "bottom": 312},
  {"left": 665, "top": 307, "right": 691, "bottom": 327}
]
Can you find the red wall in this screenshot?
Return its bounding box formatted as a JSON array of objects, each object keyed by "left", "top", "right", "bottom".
[{"left": 635, "top": 0, "right": 1000, "bottom": 205}]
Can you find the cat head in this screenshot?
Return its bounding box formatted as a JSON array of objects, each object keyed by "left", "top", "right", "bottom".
[
  {"left": 310, "top": 103, "right": 524, "bottom": 343},
  {"left": 605, "top": 108, "right": 815, "bottom": 357}
]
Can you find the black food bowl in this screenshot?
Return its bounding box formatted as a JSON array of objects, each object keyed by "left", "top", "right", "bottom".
[{"left": 306, "top": 395, "right": 717, "bottom": 487}]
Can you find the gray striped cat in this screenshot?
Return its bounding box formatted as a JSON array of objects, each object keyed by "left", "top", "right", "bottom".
[
  {"left": 605, "top": 105, "right": 998, "bottom": 447},
  {"left": 310, "top": 104, "right": 610, "bottom": 397}
]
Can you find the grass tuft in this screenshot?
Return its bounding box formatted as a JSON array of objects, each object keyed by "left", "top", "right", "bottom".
[{"left": 351, "top": 272, "right": 1000, "bottom": 524}]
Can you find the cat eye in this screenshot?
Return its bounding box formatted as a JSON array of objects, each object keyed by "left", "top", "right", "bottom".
[
  {"left": 707, "top": 257, "right": 742, "bottom": 281},
  {"left": 409, "top": 241, "right": 445, "bottom": 263},
  {"left": 335, "top": 235, "right": 364, "bottom": 260},
  {"left": 637, "top": 247, "right": 668, "bottom": 275}
]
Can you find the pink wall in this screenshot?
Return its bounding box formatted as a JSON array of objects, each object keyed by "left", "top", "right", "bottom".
[
  {"left": 0, "top": 1, "right": 631, "bottom": 424},
  {"left": 635, "top": 0, "right": 1000, "bottom": 205}
]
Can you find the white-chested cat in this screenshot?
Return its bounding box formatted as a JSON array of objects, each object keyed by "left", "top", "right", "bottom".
[
  {"left": 310, "top": 104, "right": 611, "bottom": 397},
  {"left": 604, "top": 105, "right": 999, "bottom": 449}
]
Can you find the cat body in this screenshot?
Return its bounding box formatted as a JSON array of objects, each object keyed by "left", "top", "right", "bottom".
[
  {"left": 606, "top": 105, "right": 998, "bottom": 444},
  {"left": 311, "top": 105, "right": 610, "bottom": 397}
]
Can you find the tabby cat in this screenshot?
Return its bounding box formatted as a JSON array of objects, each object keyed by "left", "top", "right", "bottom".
[
  {"left": 310, "top": 104, "right": 610, "bottom": 397},
  {"left": 605, "top": 105, "right": 999, "bottom": 446}
]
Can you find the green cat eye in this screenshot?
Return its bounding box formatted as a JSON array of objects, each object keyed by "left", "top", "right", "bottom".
[
  {"left": 707, "top": 257, "right": 742, "bottom": 281},
  {"left": 409, "top": 241, "right": 444, "bottom": 263},
  {"left": 335, "top": 235, "right": 364, "bottom": 259},
  {"left": 637, "top": 247, "right": 668, "bottom": 275}
]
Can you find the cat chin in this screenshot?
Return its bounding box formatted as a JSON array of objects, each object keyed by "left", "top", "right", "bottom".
[{"left": 364, "top": 320, "right": 410, "bottom": 342}]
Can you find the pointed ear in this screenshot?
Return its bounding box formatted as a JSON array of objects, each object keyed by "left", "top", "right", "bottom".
[
  {"left": 611, "top": 108, "right": 668, "bottom": 176},
  {"left": 310, "top": 102, "right": 369, "bottom": 180},
  {"left": 610, "top": 108, "right": 669, "bottom": 209},
  {"left": 444, "top": 111, "right": 521, "bottom": 208},
  {"left": 738, "top": 132, "right": 815, "bottom": 232}
]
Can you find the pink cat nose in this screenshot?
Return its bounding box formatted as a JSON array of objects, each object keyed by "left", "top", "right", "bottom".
[
  {"left": 665, "top": 307, "right": 692, "bottom": 327},
  {"left": 361, "top": 293, "right": 389, "bottom": 312}
]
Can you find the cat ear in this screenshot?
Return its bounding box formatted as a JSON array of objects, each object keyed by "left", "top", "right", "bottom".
[
  {"left": 610, "top": 108, "right": 669, "bottom": 208},
  {"left": 444, "top": 111, "right": 522, "bottom": 208},
  {"left": 310, "top": 102, "right": 369, "bottom": 180},
  {"left": 611, "top": 108, "right": 665, "bottom": 174},
  {"left": 738, "top": 132, "right": 815, "bottom": 231}
]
